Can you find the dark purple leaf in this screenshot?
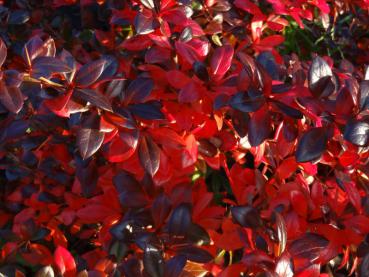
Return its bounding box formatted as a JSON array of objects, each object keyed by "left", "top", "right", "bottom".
[
  {"left": 231, "top": 205, "right": 262, "bottom": 228},
  {"left": 125, "top": 78, "right": 153, "bottom": 104},
  {"left": 168, "top": 203, "right": 192, "bottom": 236},
  {"left": 0, "top": 82, "right": 23, "bottom": 114},
  {"left": 164, "top": 256, "right": 186, "bottom": 277},
  {"left": 9, "top": 9, "right": 29, "bottom": 24},
  {"left": 229, "top": 91, "right": 265, "bottom": 112},
  {"left": 186, "top": 223, "right": 210, "bottom": 245},
  {"left": 139, "top": 135, "right": 161, "bottom": 176},
  {"left": 74, "top": 88, "right": 112, "bottom": 112},
  {"left": 177, "top": 246, "right": 213, "bottom": 263},
  {"left": 193, "top": 61, "right": 209, "bottom": 82},
  {"left": 151, "top": 194, "right": 172, "bottom": 228},
  {"left": 32, "top": 56, "right": 71, "bottom": 78},
  {"left": 75, "top": 59, "right": 107, "bottom": 87},
  {"left": 143, "top": 243, "right": 165, "bottom": 277},
  {"left": 106, "top": 79, "right": 125, "bottom": 99},
  {"left": 344, "top": 119, "right": 369, "bottom": 147},
  {"left": 248, "top": 107, "right": 271, "bottom": 146},
  {"left": 77, "top": 128, "right": 105, "bottom": 159},
  {"left": 129, "top": 101, "right": 164, "bottom": 120},
  {"left": 296, "top": 127, "right": 328, "bottom": 163},
  {"left": 114, "top": 171, "right": 149, "bottom": 208},
  {"left": 272, "top": 101, "right": 303, "bottom": 119}
]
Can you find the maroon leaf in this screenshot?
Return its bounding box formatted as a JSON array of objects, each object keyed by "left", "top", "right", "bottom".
[
  {"left": 77, "top": 128, "right": 105, "bottom": 159},
  {"left": 139, "top": 135, "right": 161, "bottom": 176},
  {"left": 75, "top": 59, "right": 107, "bottom": 87},
  {"left": 32, "top": 56, "right": 72, "bottom": 77},
  {"left": 0, "top": 82, "right": 23, "bottom": 114},
  {"left": 210, "top": 45, "right": 234, "bottom": 81}
]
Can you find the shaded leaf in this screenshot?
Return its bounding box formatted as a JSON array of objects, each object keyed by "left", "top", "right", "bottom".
[
  {"left": 296, "top": 127, "right": 327, "bottom": 163},
  {"left": 177, "top": 246, "right": 213, "bottom": 263},
  {"left": 143, "top": 243, "right": 165, "bottom": 277},
  {"left": 134, "top": 12, "right": 158, "bottom": 35}
]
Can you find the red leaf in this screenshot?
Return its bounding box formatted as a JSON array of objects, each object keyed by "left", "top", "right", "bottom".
[
  {"left": 210, "top": 45, "right": 234, "bottom": 81},
  {"left": 54, "top": 246, "right": 76, "bottom": 277}
]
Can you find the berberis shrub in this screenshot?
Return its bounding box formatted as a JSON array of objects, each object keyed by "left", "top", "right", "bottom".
[{"left": 0, "top": 0, "right": 368, "bottom": 276}]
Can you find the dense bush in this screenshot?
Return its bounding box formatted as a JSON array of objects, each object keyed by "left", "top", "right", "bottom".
[{"left": 0, "top": 0, "right": 368, "bottom": 276}]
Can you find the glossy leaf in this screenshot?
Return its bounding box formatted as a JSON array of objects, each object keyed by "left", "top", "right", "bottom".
[
  {"left": 344, "top": 119, "right": 369, "bottom": 147},
  {"left": 54, "top": 246, "right": 76, "bottom": 277},
  {"left": 210, "top": 45, "right": 234, "bottom": 81},
  {"left": 308, "top": 57, "right": 335, "bottom": 98}
]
